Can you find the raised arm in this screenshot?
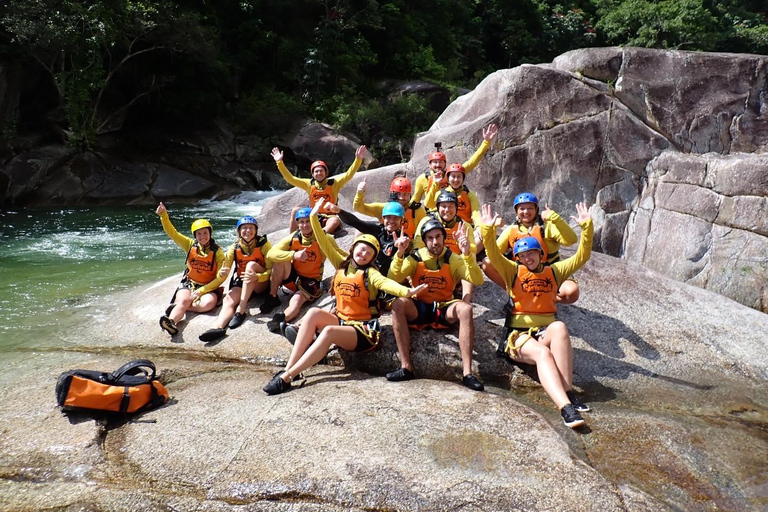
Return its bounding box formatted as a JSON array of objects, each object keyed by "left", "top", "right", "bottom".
[
  {"left": 480, "top": 204, "right": 518, "bottom": 290},
  {"left": 552, "top": 203, "right": 595, "bottom": 282},
  {"left": 331, "top": 145, "right": 367, "bottom": 192},
  {"left": 463, "top": 123, "right": 498, "bottom": 174},
  {"left": 310, "top": 198, "right": 347, "bottom": 268},
  {"left": 271, "top": 147, "right": 311, "bottom": 191}
]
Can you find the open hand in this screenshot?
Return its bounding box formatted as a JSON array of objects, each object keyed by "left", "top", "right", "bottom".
[
  {"left": 480, "top": 204, "right": 500, "bottom": 227},
  {"left": 324, "top": 202, "right": 341, "bottom": 214},
  {"left": 483, "top": 123, "right": 499, "bottom": 142},
  {"left": 406, "top": 283, "right": 428, "bottom": 298},
  {"left": 356, "top": 145, "right": 367, "bottom": 159},
  {"left": 311, "top": 197, "right": 325, "bottom": 217},
  {"left": 394, "top": 227, "right": 410, "bottom": 257},
  {"left": 218, "top": 266, "right": 230, "bottom": 278},
  {"left": 571, "top": 202, "right": 594, "bottom": 224},
  {"left": 270, "top": 147, "right": 283, "bottom": 162}
]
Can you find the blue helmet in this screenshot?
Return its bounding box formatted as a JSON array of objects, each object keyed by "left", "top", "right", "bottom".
[
  {"left": 381, "top": 201, "right": 405, "bottom": 218},
  {"left": 295, "top": 207, "right": 312, "bottom": 220},
  {"left": 513, "top": 192, "right": 539, "bottom": 208},
  {"left": 236, "top": 216, "right": 258, "bottom": 231},
  {"left": 513, "top": 236, "right": 543, "bottom": 256}
]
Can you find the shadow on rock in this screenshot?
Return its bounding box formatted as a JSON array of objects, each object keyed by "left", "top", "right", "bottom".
[{"left": 560, "top": 304, "right": 660, "bottom": 361}]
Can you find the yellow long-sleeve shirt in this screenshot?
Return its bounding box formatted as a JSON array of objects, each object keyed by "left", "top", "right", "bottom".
[
  {"left": 266, "top": 229, "right": 336, "bottom": 266},
  {"left": 387, "top": 246, "right": 484, "bottom": 287},
  {"left": 222, "top": 238, "right": 273, "bottom": 283},
  {"left": 496, "top": 211, "right": 577, "bottom": 264},
  {"left": 481, "top": 218, "right": 593, "bottom": 329},
  {"left": 352, "top": 193, "right": 427, "bottom": 225},
  {"left": 310, "top": 215, "right": 412, "bottom": 298},
  {"left": 275, "top": 158, "right": 362, "bottom": 205},
  {"left": 411, "top": 139, "right": 492, "bottom": 203},
  {"left": 159, "top": 211, "right": 226, "bottom": 296}
]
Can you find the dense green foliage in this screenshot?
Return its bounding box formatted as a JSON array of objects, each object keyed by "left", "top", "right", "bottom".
[{"left": 1, "top": 0, "right": 766, "bottom": 159}]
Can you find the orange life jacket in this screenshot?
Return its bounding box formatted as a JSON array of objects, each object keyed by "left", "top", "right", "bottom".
[
  {"left": 511, "top": 264, "right": 558, "bottom": 316},
  {"left": 453, "top": 186, "right": 474, "bottom": 225},
  {"left": 185, "top": 242, "right": 219, "bottom": 284},
  {"left": 410, "top": 250, "right": 455, "bottom": 303},
  {"left": 441, "top": 217, "right": 468, "bottom": 255},
  {"left": 401, "top": 202, "right": 422, "bottom": 239},
  {"left": 309, "top": 178, "right": 337, "bottom": 207},
  {"left": 332, "top": 267, "right": 379, "bottom": 322},
  {"left": 507, "top": 223, "right": 552, "bottom": 263},
  {"left": 289, "top": 231, "right": 324, "bottom": 279},
  {"left": 234, "top": 235, "right": 268, "bottom": 277}
]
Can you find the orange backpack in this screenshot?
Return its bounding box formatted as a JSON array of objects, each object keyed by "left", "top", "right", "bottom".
[{"left": 56, "top": 359, "right": 169, "bottom": 414}]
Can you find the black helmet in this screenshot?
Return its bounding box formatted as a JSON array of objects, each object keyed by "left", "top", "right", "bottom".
[
  {"left": 436, "top": 191, "right": 458, "bottom": 206},
  {"left": 420, "top": 218, "right": 446, "bottom": 239}
]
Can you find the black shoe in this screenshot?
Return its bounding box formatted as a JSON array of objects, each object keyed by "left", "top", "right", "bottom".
[
  {"left": 260, "top": 294, "right": 281, "bottom": 314},
  {"left": 199, "top": 327, "right": 226, "bottom": 342},
  {"left": 165, "top": 304, "right": 176, "bottom": 317},
  {"left": 560, "top": 404, "right": 586, "bottom": 428},
  {"left": 386, "top": 368, "right": 415, "bottom": 382},
  {"left": 267, "top": 313, "right": 286, "bottom": 333},
  {"left": 462, "top": 374, "right": 485, "bottom": 391},
  {"left": 566, "top": 391, "right": 590, "bottom": 413},
  {"left": 263, "top": 374, "right": 291, "bottom": 395},
  {"left": 228, "top": 312, "right": 246, "bottom": 329},
  {"left": 159, "top": 315, "right": 178, "bottom": 335},
  {"left": 280, "top": 322, "right": 298, "bottom": 345}
]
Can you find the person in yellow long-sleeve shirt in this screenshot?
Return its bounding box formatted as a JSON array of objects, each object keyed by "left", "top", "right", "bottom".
[
  {"left": 198, "top": 216, "right": 273, "bottom": 343},
  {"left": 479, "top": 202, "right": 594, "bottom": 429},
  {"left": 262, "top": 198, "right": 427, "bottom": 395},
  {"left": 411, "top": 123, "right": 498, "bottom": 204},
  {"left": 156, "top": 202, "right": 226, "bottom": 337},
  {"left": 353, "top": 176, "right": 427, "bottom": 239},
  {"left": 271, "top": 145, "right": 367, "bottom": 234},
  {"left": 482, "top": 192, "right": 580, "bottom": 305},
  {"left": 386, "top": 217, "right": 485, "bottom": 391}
]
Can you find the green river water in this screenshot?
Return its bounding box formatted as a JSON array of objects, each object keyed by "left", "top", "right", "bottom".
[{"left": 0, "top": 192, "right": 277, "bottom": 353}]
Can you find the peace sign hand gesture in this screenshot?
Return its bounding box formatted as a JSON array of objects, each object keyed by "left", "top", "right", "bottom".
[
  {"left": 455, "top": 222, "right": 472, "bottom": 256},
  {"left": 394, "top": 227, "right": 410, "bottom": 257}
]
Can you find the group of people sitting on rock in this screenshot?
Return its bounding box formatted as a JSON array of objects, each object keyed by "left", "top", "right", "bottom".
[{"left": 156, "top": 123, "right": 596, "bottom": 429}]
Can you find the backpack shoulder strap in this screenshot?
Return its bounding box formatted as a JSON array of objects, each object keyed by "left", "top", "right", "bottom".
[{"left": 111, "top": 360, "right": 156, "bottom": 381}]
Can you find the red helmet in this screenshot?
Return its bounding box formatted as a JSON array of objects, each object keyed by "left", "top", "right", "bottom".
[
  {"left": 428, "top": 151, "right": 446, "bottom": 163},
  {"left": 310, "top": 160, "right": 328, "bottom": 172},
  {"left": 390, "top": 177, "right": 412, "bottom": 193},
  {"left": 446, "top": 163, "right": 465, "bottom": 175}
]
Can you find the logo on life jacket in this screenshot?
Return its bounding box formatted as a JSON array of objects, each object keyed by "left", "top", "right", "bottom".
[
  {"left": 305, "top": 249, "right": 318, "bottom": 261},
  {"left": 520, "top": 276, "right": 555, "bottom": 296},
  {"left": 417, "top": 274, "right": 449, "bottom": 289},
  {"left": 336, "top": 281, "right": 363, "bottom": 297}
]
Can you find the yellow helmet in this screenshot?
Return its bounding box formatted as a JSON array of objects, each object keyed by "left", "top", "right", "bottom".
[
  {"left": 353, "top": 234, "right": 380, "bottom": 256},
  {"left": 191, "top": 219, "right": 212, "bottom": 235}
]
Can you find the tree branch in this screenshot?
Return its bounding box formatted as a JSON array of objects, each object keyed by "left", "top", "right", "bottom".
[{"left": 95, "top": 75, "right": 157, "bottom": 134}]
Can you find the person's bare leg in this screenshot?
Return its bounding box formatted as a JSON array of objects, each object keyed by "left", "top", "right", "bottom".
[
  {"left": 515, "top": 340, "right": 571, "bottom": 408},
  {"left": 540, "top": 321, "right": 574, "bottom": 391},
  {"left": 461, "top": 281, "right": 474, "bottom": 304},
  {"left": 269, "top": 261, "right": 290, "bottom": 297},
  {"left": 481, "top": 258, "right": 508, "bottom": 290},
  {"left": 390, "top": 298, "right": 418, "bottom": 371},
  {"left": 446, "top": 302, "right": 475, "bottom": 376},
  {"left": 557, "top": 280, "right": 580, "bottom": 304},
  {"left": 284, "top": 307, "right": 327, "bottom": 368},
  {"left": 170, "top": 289, "right": 192, "bottom": 323},
  {"left": 283, "top": 325, "right": 358, "bottom": 381},
  {"left": 284, "top": 291, "right": 309, "bottom": 323},
  {"left": 213, "top": 288, "right": 239, "bottom": 329},
  {"left": 323, "top": 216, "right": 341, "bottom": 234}
]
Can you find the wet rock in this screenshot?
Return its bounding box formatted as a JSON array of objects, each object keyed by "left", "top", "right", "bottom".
[{"left": 1, "top": 145, "right": 74, "bottom": 205}]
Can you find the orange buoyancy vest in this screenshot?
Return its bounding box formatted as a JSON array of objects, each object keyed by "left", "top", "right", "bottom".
[
  {"left": 309, "top": 178, "right": 337, "bottom": 207},
  {"left": 333, "top": 267, "right": 379, "bottom": 321},
  {"left": 454, "top": 186, "right": 474, "bottom": 225},
  {"left": 185, "top": 242, "right": 219, "bottom": 284},
  {"left": 511, "top": 264, "right": 558, "bottom": 316},
  {"left": 410, "top": 250, "right": 455, "bottom": 303},
  {"left": 401, "top": 203, "right": 421, "bottom": 239},
  {"left": 442, "top": 218, "right": 467, "bottom": 255},
  {"left": 234, "top": 236, "right": 268, "bottom": 277},
  {"left": 289, "top": 231, "right": 324, "bottom": 279},
  {"left": 507, "top": 223, "right": 551, "bottom": 263}
]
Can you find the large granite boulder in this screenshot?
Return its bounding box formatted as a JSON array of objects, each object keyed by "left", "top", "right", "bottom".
[{"left": 402, "top": 47, "right": 768, "bottom": 312}]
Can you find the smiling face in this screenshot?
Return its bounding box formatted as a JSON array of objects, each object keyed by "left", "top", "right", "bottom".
[
  {"left": 515, "top": 202, "right": 538, "bottom": 225},
  {"left": 392, "top": 191, "right": 411, "bottom": 206},
  {"left": 238, "top": 223, "right": 256, "bottom": 242},
  {"left": 382, "top": 215, "right": 403, "bottom": 233},
  {"left": 516, "top": 248, "right": 542, "bottom": 270},
  {"left": 438, "top": 201, "right": 457, "bottom": 222},
  {"left": 424, "top": 228, "right": 445, "bottom": 256},
  {"left": 194, "top": 228, "right": 211, "bottom": 246},
  {"left": 429, "top": 158, "right": 446, "bottom": 173},
  {"left": 311, "top": 165, "right": 328, "bottom": 182},
  {"left": 352, "top": 242, "right": 376, "bottom": 266},
  {"left": 297, "top": 217, "right": 312, "bottom": 236},
  {"left": 447, "top": 171, "right": 464, "bottom": 189}
]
